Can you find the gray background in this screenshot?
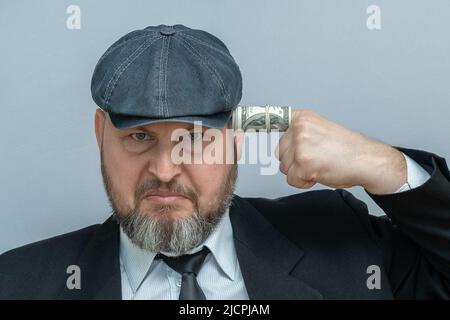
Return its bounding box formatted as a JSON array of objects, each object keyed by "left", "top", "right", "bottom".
[{"left": 1, "top": 0, "right": 449, "bottom": 253}]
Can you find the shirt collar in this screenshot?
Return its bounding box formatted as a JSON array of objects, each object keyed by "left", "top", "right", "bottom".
[{"left": 119, "top": 207, "right": 237, "bottom": 293}]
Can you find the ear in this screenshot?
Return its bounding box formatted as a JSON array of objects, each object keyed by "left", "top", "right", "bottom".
[
  {"left": 94, "top": 108, "right": 106, "bottom": 151},
  {"left": 233, "top": 129, "right": 244, "bottom": 162}
]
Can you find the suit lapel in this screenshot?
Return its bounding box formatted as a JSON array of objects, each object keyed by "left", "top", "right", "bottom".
[
  {"left": 230, "top": 195, "right": 322, "bottom": 300},
  {"left": 58, "top": 216, "right": 122, "bottom": 300}
]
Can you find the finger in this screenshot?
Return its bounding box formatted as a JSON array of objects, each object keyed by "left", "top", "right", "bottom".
[
  {"left": 286, "top": 164, "right": 316, "bottom": 189},
  {"left": 277, "top": 131, "right": 292, "bottom": 161},
  {"left": 299, "top": 180, "right": 317, "bottom": 189},
  {"left": 279, "top": 145, "right": 295, "bottom": 175}
]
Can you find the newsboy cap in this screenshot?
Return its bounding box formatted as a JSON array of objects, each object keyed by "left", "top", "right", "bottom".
[{"left": 91, "top": 24, "right": 242, "bottom": 129}]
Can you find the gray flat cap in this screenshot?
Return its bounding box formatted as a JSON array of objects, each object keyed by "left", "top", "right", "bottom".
[{"left": 91, "top": 24, "right": 242, "bottom": 129}]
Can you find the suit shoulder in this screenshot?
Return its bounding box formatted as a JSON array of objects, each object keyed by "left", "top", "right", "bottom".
[
  {"left": 244, "top": 189, "right": 351, "bottom": 219},
  {"left": 241, "top": 189, "right": 382, "bottom": 246},
  {"left": 0, "top": 223, "right": 101, "bottom": 274}
]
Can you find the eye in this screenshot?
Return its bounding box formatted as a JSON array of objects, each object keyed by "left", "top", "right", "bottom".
[
  {"left": 131, "top": 132, "right": 151, "bottom": 141},
  {"left": 189, "top": 131, "right": 204, "bottom": 141}
]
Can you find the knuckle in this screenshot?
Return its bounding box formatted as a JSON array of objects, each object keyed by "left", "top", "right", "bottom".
[
  {"left": 295, "top": 108, "right": 315, "bottom": 120},
  {"left": 294, "top": 116, "right": 309, "bottom": 128},
  {"left": 304, "top": 171, "right": 317, "bottom": 181},
  {"left": 279, "top": 162, "right": 287, "bottom": 174},
  {"left": 301, "top": 108, "right": 315, "bottom": 115},
  {"left": 295, "top": 132, "right": 310, "bottom": 144},
  {"left": 286, "top": 174, "right": 295, "bottom": 186},
  {"left": 294, "top": 118, "right": 313, "bottom": 136},
  {"left": 294, "top": 151, "right": 312, "bottom": 165}
]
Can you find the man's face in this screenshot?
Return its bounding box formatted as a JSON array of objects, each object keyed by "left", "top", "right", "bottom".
[{"left": 95, "top": 110, "right": 241, "bottom": 254}]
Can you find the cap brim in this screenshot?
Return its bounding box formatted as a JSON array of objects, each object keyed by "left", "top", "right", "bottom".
[{"left": 108, "top": 111, "right": 232, "bottom": 129}]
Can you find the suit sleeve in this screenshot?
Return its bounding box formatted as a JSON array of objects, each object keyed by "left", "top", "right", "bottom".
[{"left": 339, "top": 147, "right": 450, "bottom": 299}]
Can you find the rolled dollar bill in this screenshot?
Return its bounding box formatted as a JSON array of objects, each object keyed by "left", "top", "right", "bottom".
[{"left": 232, "top": 105, "right": 292, "bottom": 132}]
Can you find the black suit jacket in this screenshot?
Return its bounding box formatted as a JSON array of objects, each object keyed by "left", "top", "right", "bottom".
[{"left": 1, "top": 147, "right": 449, "bottom": 299}]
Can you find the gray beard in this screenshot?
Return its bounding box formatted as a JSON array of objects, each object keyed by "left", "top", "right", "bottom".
[{"left": 117, "top": 204, "right": 225, "bottom": 256}]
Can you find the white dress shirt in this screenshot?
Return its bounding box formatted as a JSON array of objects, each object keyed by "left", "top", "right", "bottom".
[
  {"left": 119, "top": 152, "right": 431, "bottom": 299},
  {"left": 120, "top": 207, "right": 249, "bottom": 299}
]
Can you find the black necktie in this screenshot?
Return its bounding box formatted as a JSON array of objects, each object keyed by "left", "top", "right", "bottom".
[{"left": 156, "top": 247, "right": 210, "bottom": 300}]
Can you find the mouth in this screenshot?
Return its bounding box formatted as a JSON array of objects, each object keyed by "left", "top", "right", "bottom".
[{"left": 142, "top": 190, "right": 190, "bottom": 205}]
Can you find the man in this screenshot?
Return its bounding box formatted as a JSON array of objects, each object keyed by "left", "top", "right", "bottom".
[{"left": 0, "top": 24, "right": 449, "bottom": 300}]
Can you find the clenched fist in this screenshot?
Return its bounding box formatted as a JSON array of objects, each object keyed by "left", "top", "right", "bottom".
[{"left": 275, "top": 109, "right": 407, "bottom": 194}]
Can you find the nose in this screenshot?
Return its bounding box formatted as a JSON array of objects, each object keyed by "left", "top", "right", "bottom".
[{"left": 147, "top": 142, "right": 182, "bottom": 183}]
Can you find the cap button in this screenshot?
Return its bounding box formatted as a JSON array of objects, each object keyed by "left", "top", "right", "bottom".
[{"left": 160, "top": 27, "right": 176, "bottom": 36}]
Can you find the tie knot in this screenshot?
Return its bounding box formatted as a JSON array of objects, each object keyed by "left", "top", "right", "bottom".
[{"left": 157, "top": 247, "right": 210, "bottom": 276}]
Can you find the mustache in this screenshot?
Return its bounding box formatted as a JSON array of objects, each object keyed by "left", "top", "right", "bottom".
[{"left": 134, "top": 178, "right": 199, "bottom": 207}]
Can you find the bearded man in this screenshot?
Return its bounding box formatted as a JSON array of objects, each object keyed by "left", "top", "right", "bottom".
[{"left": 1, "top": 24, "right": 449, "bottom": 300}]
